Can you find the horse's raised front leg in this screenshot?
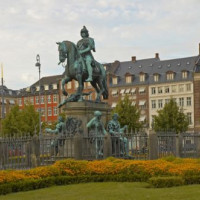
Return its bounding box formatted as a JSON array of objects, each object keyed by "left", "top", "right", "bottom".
[{"left": 62, "top": 76, "right": 71, "bottom": 96}]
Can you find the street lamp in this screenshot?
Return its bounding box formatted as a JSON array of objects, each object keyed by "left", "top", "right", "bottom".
[{"left": 35, "top": 54, "right": 41, "bottom": 137}]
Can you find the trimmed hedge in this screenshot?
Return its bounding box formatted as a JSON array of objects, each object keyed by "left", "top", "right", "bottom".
[
  {"left": 0, "top": 174, "right": 149, "bottom": 195},
  {"left": 149, "top": 176, "right": 184, "bottom": 188}
]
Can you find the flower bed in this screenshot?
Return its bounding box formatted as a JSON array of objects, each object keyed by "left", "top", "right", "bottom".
[{"left": 1, "top": 157, "right": 200, "bottom": 194}]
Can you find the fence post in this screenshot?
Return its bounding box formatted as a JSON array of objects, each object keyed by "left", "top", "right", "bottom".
[
  {"left": 175, "top": 134, "right": 182, "bottom": 157},
  {"left": 148, "top": 132, "right": 158, "bottom": 160},
  {"left": 196, "top": 134, "right": 200, "bottom": 157},
  {"left": 74, "top": 134, "right": 83, "bottom": 160},
  {"left": 103, "top": 134, "right": 112, "bottom": 158},
  {"left": 30, "top": 134, "right": 40, "bottom": 168}
]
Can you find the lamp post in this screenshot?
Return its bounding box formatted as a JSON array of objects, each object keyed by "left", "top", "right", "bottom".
[{"left": 35, "top": 54, "right": 41, "bottom": 137}]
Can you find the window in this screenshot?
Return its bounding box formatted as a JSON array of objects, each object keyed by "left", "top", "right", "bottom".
[
  {"left": 187, "top": 113, "right": 192, "bottom": 125},
  {"left": 186, "top": 97, "right": 191, "bottom": 106},
  {"left": 158, "top": 87, "right": 163, "bottom": 94},
  {"left": 48, "top": 107, "right": 52, "bottom": 116},
  {"left": 36, "top": 96, "right": 39, "bottom": 104},
  {"left": 36, "top": 86, "right": 40, "bottom": 91},
  {"left": 126, "top": 76, "right": 132, "bottom": 83},
  {"left": 182, "top": 71, "right": 188, "bottom": 79},
  {"left": 53, "top": 107, "right": 58, "bottom": 116},
  {"left": 172, "top": 85, "right": 177, "bottom": 93},
  {"left": 112, "top": 77, "right": 118, "bottom": 85},
  {"left": 151, "top": 100, "right": 156, "bottom": 109},
  {"left": 179, "top": 84, "right": 184, "bottom": 92},
  {"left": 30, "top": 97, "right": 34, "bottom": 104},
  {"left": 158, "top": 99, "right": 163, "bottom": 108},
  {"left": 88, "top": 94, "right": 92, "bottom": 100},
  {"left": 48, "top": 95, "right": 51, "bottom": 103},
  {"left": 53, "top": 84, "right": 57, "bottom": 89},
  {"left": 111, "top": 89, "right": 118, "bottom": 97},
  {"left": 165, "top": 86, "right": 170, "bottom": 93},
  {"left": 151, "top": 87, "right": 156, "bottom": 94},
  {"left": 130, "top": 88, "right": 136, "bottom": 95},
  {"left": 186, "top": 84, "right": 191, "bottom": 91},
  {"left": 67, "top": 82, "right": 72, "bottom": 89},
  {"left": 179, "top": 97, "right": 184, "bottom": 107},
  {"left": 139, "top": 87, "right": 146, "bottom": 94},
  {"left": 167, "top": 72, "right": 174, "bottom": 80},
  {"left": 41, "top": 96, "right": 44, "bottom": 104},
  {"left": 75, "top": 81, "right": 79, "bottom": 88},
  {"left": 154, "top": 74, "right": 159, "bottom": 82},
  {"left": 44, "top": 85, "right": 49, "bottom": 90},
  {"left": 139, "top": 100, "right": 146, "bottom": 109},
  {"left": 53, "top": 95, "right": 57, "bottom": 103},
  {"left": 41, "top": 108, "right": 45, "bottom": 116},
  {"left": 139, "top": 74, "right": 145, "bottom": 82}
]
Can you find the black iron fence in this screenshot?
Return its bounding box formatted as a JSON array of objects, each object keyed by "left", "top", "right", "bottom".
[{"left": 0, "top": 132, "right": 200, "bottom": 170}]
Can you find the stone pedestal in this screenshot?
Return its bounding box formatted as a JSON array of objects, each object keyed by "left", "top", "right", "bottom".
[{"left": 63, "top": 101, "right": 111, "bottom": 136}]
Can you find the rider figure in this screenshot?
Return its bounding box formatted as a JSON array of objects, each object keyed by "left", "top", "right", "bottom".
[{"left": 77, "top": 26, "right": 95, "bottom": 82}]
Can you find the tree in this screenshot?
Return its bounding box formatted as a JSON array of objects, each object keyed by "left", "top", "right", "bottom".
[
  {"left": 2, "top": 104, "right": 39, "bottom": 136},
  {"left": 153, "top": 99, "right": 189, "bottom": 133},
  {"left": 112, "top": 95, "right": 142, "bottom": 132}
]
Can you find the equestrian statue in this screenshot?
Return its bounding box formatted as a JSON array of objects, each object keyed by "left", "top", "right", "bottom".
[{"left": 57, "top": 26, "right": 108, "bottom": 106}]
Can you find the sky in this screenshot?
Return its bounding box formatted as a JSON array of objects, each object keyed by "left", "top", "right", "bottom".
[{"left": 0, "top": 0, "right": 200, "bottom": 90}]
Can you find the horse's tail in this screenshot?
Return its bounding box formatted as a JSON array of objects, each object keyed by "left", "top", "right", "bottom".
[{"left": 100, "top": 64, "right": 108, "bottom": 99}]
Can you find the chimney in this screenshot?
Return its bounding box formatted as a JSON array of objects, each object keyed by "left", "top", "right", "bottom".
[
  {"left": 132, "top": 56, "right": 136, "bottom": 62},
  {"left": 155, "top": 53, "right": 159, "bottom": 59}
]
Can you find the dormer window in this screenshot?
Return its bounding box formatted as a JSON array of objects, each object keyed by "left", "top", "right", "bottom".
[
  {"left": 112, "top": 77, "right": 118, "bottom": 85},
  {"left": 154, "top": 74, "right": 159, "bottom": 82},
  {"left": 139, "top": 73, "right": 145, "bottom": 82},
  {"left": 166, "top": 72, "right": 174, "bottom": 80},
  {"left": 44, "top": 85, "right": 49, "bottom": 90},
  {"left": 182, "top": 71, "right": 188, "bottom": 79},
  {"left": 125, "top": 75, "right": 132, "bottom": 84}
]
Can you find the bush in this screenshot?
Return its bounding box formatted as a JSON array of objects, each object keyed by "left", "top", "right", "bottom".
[
  {"left": 183, "top": 175, "right": 200, "bottom": 185},
  {"left": 149, "top": 176, "right": 184, "bottom": 188},
  {"left": 0, "top": 174, "right": 150, "bottom": 195}
]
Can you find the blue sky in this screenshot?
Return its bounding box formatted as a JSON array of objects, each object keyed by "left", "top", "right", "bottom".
[{"left": 1, "top": 0, "right": 200, "bottom": 90}]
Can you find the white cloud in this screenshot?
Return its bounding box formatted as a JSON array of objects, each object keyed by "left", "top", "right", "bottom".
[{"left": 0, "top": 0, "right": 200, "bottom": 89}]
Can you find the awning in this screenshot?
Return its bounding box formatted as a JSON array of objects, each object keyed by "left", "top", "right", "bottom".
[
  {"left": 111, "top": 102, "right": 117, "bottom": 108},
  {"left": 139, "top": 100, "right": 146, "bottom": 106},
  {"left": 139, "top": 116, "right": 146, "bottom": 122},
  {"left": 125, "top": 88, "right": 131, "bottom": 94},
  {"left": 131, "top": 88, "right": 136, "bottom": 93},
  {"left": 120, "top": 89, "right": 125, "bottom": 94},
  {"left": 139, "top": 87, "right": 145, "bottom": 92},
  {"left": 131, "top": 101, "right": 136, "bottom": 106},
  {"left": 0, "top": 99, "right": 7, "bottom": 104},
  {"left": 111, "top": 89, "right": 118, "bottom": 95}
]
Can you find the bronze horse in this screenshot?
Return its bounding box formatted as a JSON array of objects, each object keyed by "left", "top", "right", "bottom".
[{"left": 57, "top": 40, "right": 108, "bottom": 103}]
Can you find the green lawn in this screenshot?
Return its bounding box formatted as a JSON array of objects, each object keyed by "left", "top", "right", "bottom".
[{"left": 1, "top": 182, "right": 200, "bottom": 200}]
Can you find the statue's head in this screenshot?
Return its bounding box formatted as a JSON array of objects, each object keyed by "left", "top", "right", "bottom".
[
  {"left": 58, "top": 116, "right": 64, "bottom": 122},
  {"left": 112, "top": 113, "right": 119, "bottom": 120},
  {"left": 94, "top": 110, "right": 102, "bottom": 119},
  {"left": 80, "top": 26, "right": 89, "bottom": 38}
]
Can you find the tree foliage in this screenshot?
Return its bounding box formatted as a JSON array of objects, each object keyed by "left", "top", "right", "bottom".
[
  {"left": 153, "top": 99, "right": 189, "bottom": 133},
  {"left": 2, "top": 104, "right": 39, "bottom": 136},
  {"left": 112, "top": 95, "right": 142, "bottom": 132}
]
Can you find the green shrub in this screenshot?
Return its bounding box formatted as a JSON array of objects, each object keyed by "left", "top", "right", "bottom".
[
  {"left": 0, "top": 174, "right": 150, "bottom": 195},
  {"left": 183, "top": 175, "right": 200, "bottom": 185},
  {"left": 149, "top": 176, "right": 184, "bottom": 188}
]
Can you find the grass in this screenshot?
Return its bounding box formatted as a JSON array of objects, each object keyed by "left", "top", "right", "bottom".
[{"left": 1, "top": 182, "right": 200, "bottom": 200}]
